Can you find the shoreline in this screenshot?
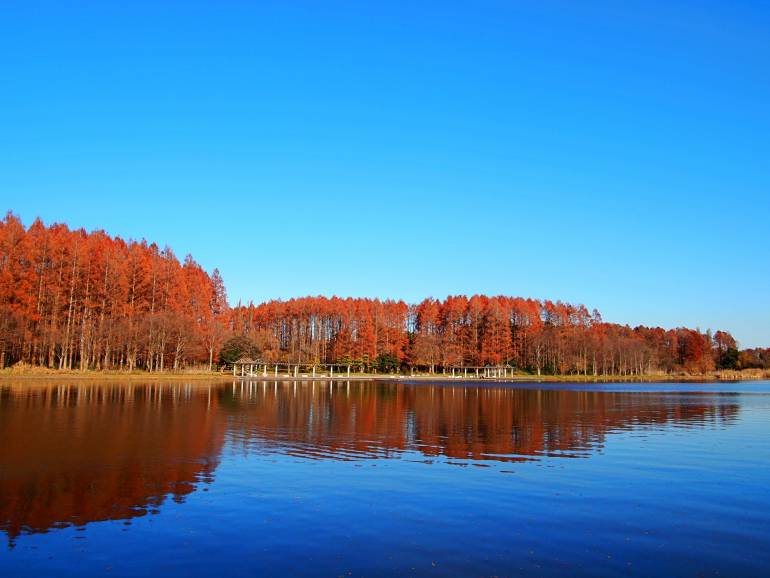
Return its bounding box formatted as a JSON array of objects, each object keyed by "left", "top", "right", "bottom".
[{"left": 1, "top": 368, "right": 767, "bottom": 383}]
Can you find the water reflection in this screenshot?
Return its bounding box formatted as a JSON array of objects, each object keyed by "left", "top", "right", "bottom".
[
  {"left": 0, "top": 380, "right": 739, "bottom": 543},
  {"left": 0, "top": 382, "right": 225, "bottom": 543},
  {"left": 224, "top": 380, "right": 739, "bottom": 463}
]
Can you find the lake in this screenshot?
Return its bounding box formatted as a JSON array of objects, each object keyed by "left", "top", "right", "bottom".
[{"left": 2, "top": 379, "right": 769, "bottom": 576}]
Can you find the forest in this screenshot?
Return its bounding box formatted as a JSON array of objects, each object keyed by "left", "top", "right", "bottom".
[{"left": 1, "top": 213, "right": 767, "bottom": 375}]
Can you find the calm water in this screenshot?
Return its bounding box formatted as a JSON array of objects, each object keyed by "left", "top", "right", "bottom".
[{"left": 1, "top": 379, "right": 770, "bottom": 577}]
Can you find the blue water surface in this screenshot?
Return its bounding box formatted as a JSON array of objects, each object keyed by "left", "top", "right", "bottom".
[{"left": 1, "top": 379, "right": 769, "bottom": 576}]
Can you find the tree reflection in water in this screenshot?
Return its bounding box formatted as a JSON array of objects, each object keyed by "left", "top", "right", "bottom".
[{"left": 0, "top": 380, "right": 739, "bottom": 543}]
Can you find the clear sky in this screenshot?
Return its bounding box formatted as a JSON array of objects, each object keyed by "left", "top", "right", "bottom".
[{"left": 1, "top": 1, "right": 769, "bottom": 347}]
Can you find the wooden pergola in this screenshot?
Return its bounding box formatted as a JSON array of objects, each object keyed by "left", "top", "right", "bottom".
[
  {"left": 233, "top": 357, "right": 264, "bottom": 377},
  {"left": 446, "top": 365, "right": 514, "bottom": 378},
  {"left": 407, "top": 365, "right": 514, "bottom": 378},
  {"left": 232, "top": 359, "right": 515, "bottom": 379},
  {"left": 233, "top": 359, "right": 358, "bottom": 378}
]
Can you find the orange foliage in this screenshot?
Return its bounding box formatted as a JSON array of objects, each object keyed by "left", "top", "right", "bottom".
[
  {"left": 0, "top": 213, "right": 227, "bottom": 370},
  {"left": 230, "top": 295, "right": 723, "bottom": 375},
  {"left": 0, "top": 213, "right": 740, "bottom": 375}
]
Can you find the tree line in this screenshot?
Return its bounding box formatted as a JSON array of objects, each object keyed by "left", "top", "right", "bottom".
[
  {"left": 2, "top": 213, "right": 767, "bottom": 374},
  {"left": 229, "top": 296, "right": 757, "bottom": 375},
  {"left": 0, "top": 213, "right": 227, "bottom": 371}
]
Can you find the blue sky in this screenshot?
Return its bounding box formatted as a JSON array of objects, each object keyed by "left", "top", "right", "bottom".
[{"left": 1, "top": 1, "right": 769, "bottom": 347}]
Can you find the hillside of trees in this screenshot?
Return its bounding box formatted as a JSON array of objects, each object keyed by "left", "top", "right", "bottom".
[{"left": 1, "top": 213, "right": 767, "bottom": 375}]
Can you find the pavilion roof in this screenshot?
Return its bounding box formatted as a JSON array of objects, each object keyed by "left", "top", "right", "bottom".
[{"left": 234, "top": 356, "right": 260, "bottom": 365}]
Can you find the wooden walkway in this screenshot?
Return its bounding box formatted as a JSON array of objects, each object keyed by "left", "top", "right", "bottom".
[{"left": 232, "top": 361, "right": 514, "bottom": 380}]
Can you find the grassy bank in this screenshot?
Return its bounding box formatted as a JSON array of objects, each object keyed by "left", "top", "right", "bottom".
[{"left": 0, "top": 367, "right": 234, "bottom": 381}]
